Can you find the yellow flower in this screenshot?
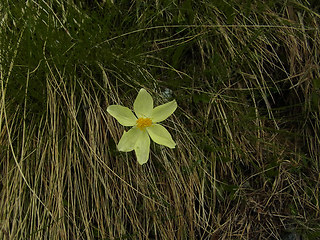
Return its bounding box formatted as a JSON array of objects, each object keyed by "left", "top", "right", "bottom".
[{"left": 107, "top": 88, "right": 177, "bottom": 165}]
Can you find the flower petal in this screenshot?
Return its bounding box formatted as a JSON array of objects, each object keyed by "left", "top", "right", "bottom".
[
  {"left": 133, "top": 89, "right": 153, "bottom": 118},
  {"left": 146, "top": 124, "right": 176, "bottom": 148},
  {"left": 151, "top": 100, "right": 177, "bottom": 123},
  {"left": 134, "top": 130, "right": 150, "bottom": 164},
  {"left": 117, "top": 128, "right": 140, "bottom": 152},
  {"left": 107, "top": 105, "right": 137, "bottom": 126}
]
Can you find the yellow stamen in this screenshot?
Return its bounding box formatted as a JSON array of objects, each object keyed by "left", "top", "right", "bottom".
[{"left": 136, "top": 117, "right": 152, "bottom": 130}]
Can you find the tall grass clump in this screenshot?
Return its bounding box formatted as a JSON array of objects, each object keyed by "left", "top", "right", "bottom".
[{"left": 1, "top": 0, "right": 320, "bottom": 239}]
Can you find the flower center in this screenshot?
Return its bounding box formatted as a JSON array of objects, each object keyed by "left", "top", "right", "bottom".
[{"left": 136, "top": 117, "right": 152, "bottom": 130}]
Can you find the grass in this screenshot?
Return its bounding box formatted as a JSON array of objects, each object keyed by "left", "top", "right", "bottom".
[{"left": 1, "top": 0, "right": 320, "bottom": 239}]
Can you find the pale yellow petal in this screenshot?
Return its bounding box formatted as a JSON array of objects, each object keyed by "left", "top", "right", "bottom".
[
  {"left": 134, "top": 130, "right": 150, "bottom": 165},
  {"left": 133, "top": 88, "right": 153, "bottom": 118},
  {"left": 107, "top": 105, "right": 137, "bottom": 126},
  {"left": 146, "top": 124, "right": 176, "bottom": 148},
  {"left": 151, "top": 100, "right": 177, "bottom": 123},
  {"left": 117, "top": 128, "right": 140, "bottom": 152}
]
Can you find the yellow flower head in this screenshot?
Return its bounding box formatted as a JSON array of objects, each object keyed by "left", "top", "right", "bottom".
[
  {"left": 136, "top": 117, "right": 152, "bottom": 130},
  {"left": 107, "top": 88, "right": 177, "bottom": 165}
]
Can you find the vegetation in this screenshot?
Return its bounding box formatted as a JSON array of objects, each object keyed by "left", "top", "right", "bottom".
[{"left": 1, "top": 0, "right": 320, "bottom": 239}]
